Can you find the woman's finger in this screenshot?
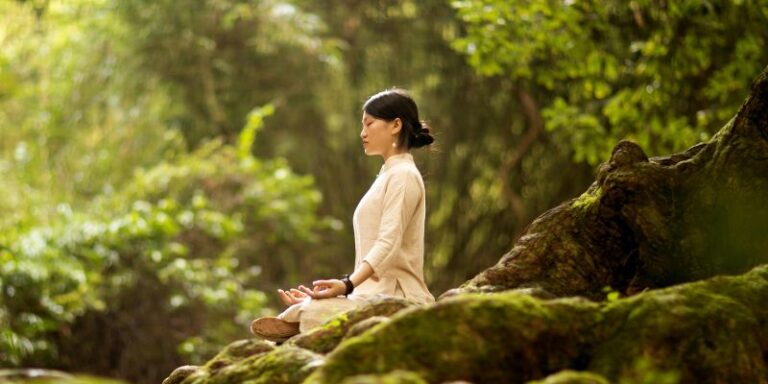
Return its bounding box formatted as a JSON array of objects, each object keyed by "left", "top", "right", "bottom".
[
  {"left": 299, "top": 285, "right": 316, "bottom": 298},
  {"left": 277, "top": 289, "right": 293, "bottom": 306},
  {"left": 313, "top": 279, "right": 334, "bottom": 287},
  {"left": 290, "top": 288, "right": 306, "bottom": 297},
  {"left": 284, "top": 291, "right": 299, "bottom": 303},
  {"left": 313, "top": 285, "right": 330, "bottom": 299}
]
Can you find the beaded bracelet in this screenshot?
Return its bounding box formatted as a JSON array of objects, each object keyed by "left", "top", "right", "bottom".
[{"left": 340, "top": 273, "right": 355, "bottom": 297}]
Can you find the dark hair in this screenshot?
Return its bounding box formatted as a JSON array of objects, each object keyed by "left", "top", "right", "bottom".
[{"left": 363, "top": 88, "right": 434, "bottom": 149}]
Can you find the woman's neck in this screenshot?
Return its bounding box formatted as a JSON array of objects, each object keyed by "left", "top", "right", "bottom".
[{"left": 382, "top": 149, "right": 409, "bottom": 163}]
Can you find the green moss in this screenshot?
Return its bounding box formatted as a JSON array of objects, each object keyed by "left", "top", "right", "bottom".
[
  {"left": 201, "top": 339, "right": 274, "bottom": 373},
  {"left": 35, "top": 377, "right": 127, "bottom": 384},
  {"left": 338, "top": 370, "right": 428, "bottom": 384},
  {"left": 526, "top": 370, "right": 609, "bottom": 384},
  {"left": 305, "top": 293, "right": 599, "bottom": 384},
  {"left": 570, "top": 186, "right": 601, "bottom": 215},
  {"left": 590, "top": 266, "right": 768, "bottom": 383},
  {"left": 287, "top": 296, "right": 414, "bottom": 354},
  {"left": 303, "top": 266, "right": 768, "bottom": 384},
  {"left": 163, "top": 366, "right": 200, "bottom": 384},
  {"left": 343, "top": 316, "right": 390, "bottom": 340},
  {"left": 182, "top": 346, "right": 322, "bottom": 384},
  {"left": 288, "top": 312, "right": 351, "bottom": 354},
  {"left": 178, "top": 266, "right": 768, "bottom": 384},
  {"left": 0, "top": 370, "right": 127, "bottom": 384}
]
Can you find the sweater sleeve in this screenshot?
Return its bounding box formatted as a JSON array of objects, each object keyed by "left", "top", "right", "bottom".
[{"left": 362, "top": 168, "right": 422, "bottom": 277}]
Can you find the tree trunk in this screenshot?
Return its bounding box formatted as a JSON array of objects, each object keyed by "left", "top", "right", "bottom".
[{"left": 444, "top": 66, "right": 768, "bottom": 301}]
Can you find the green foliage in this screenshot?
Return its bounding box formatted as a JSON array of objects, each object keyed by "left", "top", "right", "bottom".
[
  {"left": 453, "top": 0, "right": 768, "bottom": 163},
  {"left": 113, "top": 0, "right": 331, "bottom": 146},
  {"left": 0, "top": 114, "right": 327, "bottom": 377},
  {"left": 3, "top": 0, "right": 767, "bottom": 381},
  {"left": 238, "top": 104, "right": 275, "bottom": 161},
  {"left": 0, "top": 0, "right": 187, "bottom": 230}
]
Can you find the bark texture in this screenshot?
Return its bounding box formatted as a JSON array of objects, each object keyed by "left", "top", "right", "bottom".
[{"left": 445, "top": 67, "right": 768, "bottom": 300}]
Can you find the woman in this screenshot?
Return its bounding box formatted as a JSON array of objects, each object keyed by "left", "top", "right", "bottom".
[{"left": 250, "top": 88, "right": 435, "bottom": 342}]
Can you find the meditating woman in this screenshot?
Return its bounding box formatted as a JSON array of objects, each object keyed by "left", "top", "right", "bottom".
[{"left": 250, "top": 88, "right": 436, "bottom": 342}]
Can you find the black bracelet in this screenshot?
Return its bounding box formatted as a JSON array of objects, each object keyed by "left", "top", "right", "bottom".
[{"left": 340, "top": 273, "right": 355, "bottom": 296}]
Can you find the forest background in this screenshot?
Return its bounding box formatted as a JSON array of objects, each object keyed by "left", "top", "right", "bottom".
[{"left": 1, "top": 0, "right": 767, "bottom": 383}]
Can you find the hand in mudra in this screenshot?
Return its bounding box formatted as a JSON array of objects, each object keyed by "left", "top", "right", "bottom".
[
  {"left": 277, "top": 287, "right": 310, "bottom": 307},
  {"left": 298, "top": 279, "right": 347, "bottom": 300}
]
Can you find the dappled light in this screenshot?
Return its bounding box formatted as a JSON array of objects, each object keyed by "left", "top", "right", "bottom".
[{"left": 1, "top": 1, "right": 767, "bottom": 383}]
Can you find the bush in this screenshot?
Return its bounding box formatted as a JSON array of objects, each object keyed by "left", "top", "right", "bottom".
[{"left": 0, "top": 112, "right": 332, "bottom": 383}]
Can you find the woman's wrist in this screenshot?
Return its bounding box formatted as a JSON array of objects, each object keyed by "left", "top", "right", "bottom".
[
  {"left": 340, "top": 274, "right": 355, "bottom": 296},
  {"left": 349, "top": 261, "right": 375, "bottom": 288}
]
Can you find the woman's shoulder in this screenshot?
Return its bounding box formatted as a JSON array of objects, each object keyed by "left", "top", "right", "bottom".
[
  {"left": 385, "top": 163, "right": 423, "bottom": 181},
  {"left": 382, "top": 164, "right": 424, "bottom": 193}
]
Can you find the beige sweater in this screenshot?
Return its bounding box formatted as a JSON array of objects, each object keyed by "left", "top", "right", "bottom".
[{"left": 352, "top": 152, "right": 435, "bottom": 304}]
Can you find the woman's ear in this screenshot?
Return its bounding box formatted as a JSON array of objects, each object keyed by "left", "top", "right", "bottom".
[{"left": 391, "top": 118, "right": 403, "bottom": 135}]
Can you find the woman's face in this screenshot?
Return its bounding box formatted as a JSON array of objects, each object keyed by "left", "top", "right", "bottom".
[{"left": 360, "top": 112, "right": 401, "bottom": 157}]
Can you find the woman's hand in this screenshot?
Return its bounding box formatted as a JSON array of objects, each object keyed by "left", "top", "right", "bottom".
[
  {"left": 299, "top": 279, "right": 347, "bottom": 299},
  {"left": 277, "top": 287, "right": 310, "bottom": 307}
]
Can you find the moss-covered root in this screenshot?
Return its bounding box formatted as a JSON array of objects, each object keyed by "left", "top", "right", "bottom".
[
  {"left": 306, "top": 265, "right": 768, "bottom": 384},
  {"left": 163, "top": 339, "right": 274, "bottom": 384},
  {"left": 590, "top": 265, "right": 768, "bottom": 384},
  {"left": 0, "top": 369, "right": 127, "bottom": 384},
  {"left": 526, "top": 370, "right": 609, "bottom": 384},
  {"left": 286, "top": 296, "right": 415, "bottom": 354},
  {"left": 338, "top": 370, "right": 428, "bottom": 384},
  {"left": 181, "top": 345, "right": 322, "bottom": 384},
  {"left": 163, "top": 366, "right": 200, "bottom": 384},
  {"left": 304, "top": 293, "right": 599, "bottom": 384}
]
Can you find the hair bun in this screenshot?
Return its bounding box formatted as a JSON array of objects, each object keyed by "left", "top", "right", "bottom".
[{"left": 411, "top": 122, "right": 434, "bottom": 148}]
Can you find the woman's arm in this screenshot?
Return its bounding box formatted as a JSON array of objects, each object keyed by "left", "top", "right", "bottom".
[
  {"left": 298, "top": 169, "right": 421, "bottom": 299},
  {"left": 298, "top": 261, "right": 375, "bottom": 299},
  {"left": 350, "top": 260, "right": 374, "bottom": 287}
]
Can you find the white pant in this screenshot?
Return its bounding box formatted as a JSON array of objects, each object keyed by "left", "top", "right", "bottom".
[{"left": 276, "top": 295, "right": 366, "bottom": 333}]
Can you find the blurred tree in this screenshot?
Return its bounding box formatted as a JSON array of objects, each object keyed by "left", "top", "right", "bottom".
[
  {"left": 452, "top": 0, "right": 768, "bottom": 163},
  {"left": 113, "top": 0, "right": 332, "bottom": 147},
  {"left": 0, "top": 0, "right": 186, "bottom": 228},
  {"left": 293, "top": 0, "right": 594, "bottom": 294}
]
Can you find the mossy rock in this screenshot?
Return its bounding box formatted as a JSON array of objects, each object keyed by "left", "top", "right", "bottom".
[
  {"left": 163, "top": 366, "right": 200, "bottom": 384},
  {"left": 204, "top": 339, "right": 275, "bottom": 371},
  {"left": 305, "top": 265, "right": 768, "bottom": 384},
  {"left": 180, "top": 346, "right": 322, "bottom": 384},
  {"left": 0, "top": 369, "right": 127, "bottom": 384},
  {"left": 338, "top": 369, "right": 428, "bottom": 384},
  {"left": 305, "top": 292, "right": 599, "bottom": 384},
  {"left": 526, "top": 370, "right": 609, "bottom": 384},
  {"left": 343, "top": 316, "right": 390, "bottom": 340},
  {"left": 589, "top": 266, "right": 768, "bottom": 383},
  {"left": 285, "top": 295, "right": 416, "bottom": 354}
]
